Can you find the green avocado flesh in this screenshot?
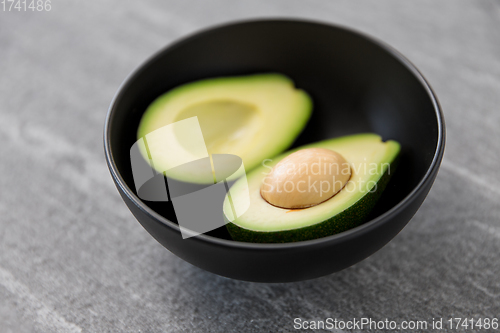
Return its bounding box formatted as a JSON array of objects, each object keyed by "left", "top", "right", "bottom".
[
  {"left": 137, "top": 74, "right": 312, "bottom": 184},
  {"left": 224, "top": 134, "right": 400, "bottom": 243}
]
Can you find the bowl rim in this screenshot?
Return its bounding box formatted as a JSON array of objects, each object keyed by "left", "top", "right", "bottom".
[{"left": 103, "top": 18, "right": 446, "bottom": 250}]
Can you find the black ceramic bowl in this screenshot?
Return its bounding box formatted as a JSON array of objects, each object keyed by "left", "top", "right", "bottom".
[{"left": 104, "top": 19, "right": 445, "bottom": 283}]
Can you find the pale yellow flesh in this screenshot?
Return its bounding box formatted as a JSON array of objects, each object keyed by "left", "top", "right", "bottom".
[
  {"left": 137, "top": 74, "right": 312, "bottom": 184},
  {"left": 174, "top": 99, "right": 259, "bottom": 155},
  {"left": 224, "top": 134, "right": 400, "bottom": 232}
]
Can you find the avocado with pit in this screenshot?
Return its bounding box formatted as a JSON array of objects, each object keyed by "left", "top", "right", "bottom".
[
  {"left": 137, "top": 74, "right": 312, "bottom": 184},
  {"left": 223, "top": 133, "right": 400, "bottom": 243}
]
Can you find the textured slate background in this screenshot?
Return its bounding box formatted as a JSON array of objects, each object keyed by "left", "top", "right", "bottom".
[{"left": 1, "top": 0, "right": 499, "bottom": 332}]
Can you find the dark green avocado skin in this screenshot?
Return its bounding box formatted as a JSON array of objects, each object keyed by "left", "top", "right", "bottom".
[{"left": 225, "top": 156, "right": 399, "bottom": 243}]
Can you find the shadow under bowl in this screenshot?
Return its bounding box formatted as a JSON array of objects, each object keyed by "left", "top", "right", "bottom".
[{"left": 104, "top": 19, "right": 445, "bottom": 283}]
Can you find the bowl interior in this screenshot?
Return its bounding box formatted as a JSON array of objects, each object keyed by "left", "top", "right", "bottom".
[{"left": 107, "top": 20, "right": 440, "bottom": 242}]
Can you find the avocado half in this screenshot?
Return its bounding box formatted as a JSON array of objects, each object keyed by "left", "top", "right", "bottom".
[
  {"left": 224, "top": 134, "right": 400, "bottom": 243},
  {"left": 137, "top": 74, "right": 312, "bottom": 184}
]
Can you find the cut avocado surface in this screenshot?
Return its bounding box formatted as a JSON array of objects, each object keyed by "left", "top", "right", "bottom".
[
  {"left": 136, "top": 74, "right": 312, "bottom": 184},
  {"left": 224, "top": 134, "right": 400, "bottom": 243}
]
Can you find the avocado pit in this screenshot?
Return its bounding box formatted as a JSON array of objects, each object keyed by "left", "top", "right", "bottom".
[{"left": 260, "top": 148, "right": 351, "bottom": 209}]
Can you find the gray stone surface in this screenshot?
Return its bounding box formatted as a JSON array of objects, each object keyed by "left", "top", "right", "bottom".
[{"left": 1, "top": 0, "right": 499, "bottom": 332}]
